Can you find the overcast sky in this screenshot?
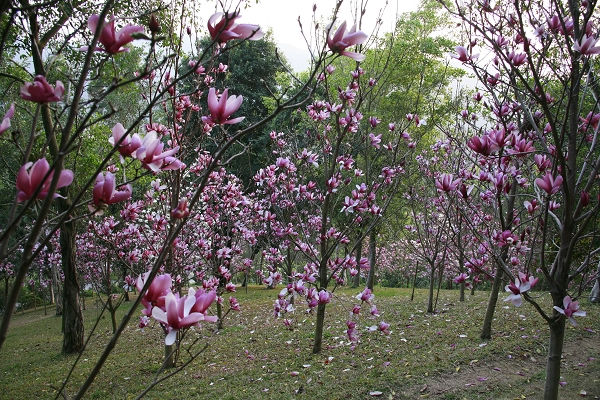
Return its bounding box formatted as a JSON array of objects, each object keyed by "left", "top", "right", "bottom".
[{"left": 241, "top": 0, "right": 421, "bottom": 71}]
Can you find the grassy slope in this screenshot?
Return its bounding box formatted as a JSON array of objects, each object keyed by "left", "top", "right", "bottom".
[{"left": 0, "top": 287, "right": 598, "bottom": 399}]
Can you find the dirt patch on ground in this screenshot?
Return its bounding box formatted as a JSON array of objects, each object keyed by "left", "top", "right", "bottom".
[{"left": 398, "top": 335, "right": 600, "bottom": 399}]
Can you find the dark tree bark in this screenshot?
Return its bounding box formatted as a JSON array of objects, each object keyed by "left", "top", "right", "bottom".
[
  {"left": 312, "top": 302, "right": 326, "bottom": 354},
  {"left": 480, "top": 268, "right": 502, "bottom": 340},
  {"left": 352, "top": 239, "right": 362, "bottom": 288},
  {"left": 590, "top": 259, "right": 600, "bottom": 303},
  {"left": 427, "top": 261, "right": 435, "bottom": 313},
  {"left": 61, "top": 204, "right": 84, "bottom": 353},
  {"left": 52, "top": 263, "right": 63, "bottom": 316},
  {"left": 543, "top": 310, "right": 565, "bottom": 400},
  {"left": 23, "top": 6, "right": 83, "bottom": 353},
  {"left": 410, "top": 261, "right": 419, "bottom": 301},
  {"left": 458, "top": 246, "right": 465, "bottom": 302},
  {"left": 164, "top": 344, "right": 176, "bottom": 369},
  {"left": 366, "top": 230, "right": 377, "bottom": 290},
  {"left": 480, "top": 180, "right": 516, "bottom": 340}
]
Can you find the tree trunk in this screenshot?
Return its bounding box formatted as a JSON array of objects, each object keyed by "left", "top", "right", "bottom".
[
  {"left": 366, "top": 230, "right": 376, "bottom": 290},
  {"left": 3, "top": 278, "right": 8, "bottom": 307},
  {"left": 480, "top": 268, "right": 503, "bottom": 340},
  {"left": 312, "top": 302, "right": 326, "bottom": 354},
  {"left": 352, "top": 240, "right": 362, "bottom": 288},
  {"left": 164, "top": 344, "right": 176, "bottom": 369},
  {"left": 591, "top": 280, "right": 600, "bottom": 303},
  {"left": 434, "top": 260, "right": 444, "bottom": 311},
  {"left": 590, "top": 259, "right": 600, "bottom": 303},
  {"left": 122, "top": 268, "right": 130, "bottom": 302},
  {"left": 61, "top": 209, "right": 84, "bottom": 354},
  {"left": 427, "top": 262, "right": 435, "bottom": 313},
  {"left": 286, "top": 247, "right": 294, "bottom": 284},
  {"left": 107, "top": 296, "right": 117, "bottom": 334},
  {"left": 411, "top": 261, "right": 419, "bottom": 302},
  {"left": 52, "top": 263, "right": 63, "bottom": 316},
  {"left": 458, "top": 246, "right": 465, "bottom": 302},
  {"left": 543, "top": 316, "right": 565, "bottom": 400}
]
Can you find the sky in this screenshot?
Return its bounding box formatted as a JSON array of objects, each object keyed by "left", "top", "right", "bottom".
[{"left": 240, "top": 0, "right": 421, "bottom": 71}]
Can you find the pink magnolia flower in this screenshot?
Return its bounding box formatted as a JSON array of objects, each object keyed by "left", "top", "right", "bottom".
[
  {"left": 136, "top": 272, "right": 172, "bottom": 316},
  {"left": 204, "top": 88, "right": 244, "bottom": 125},
  {"left": 436, "top": 173, "right": 460, "bottom": 193},
  {"left": 523, "top": 199, "right": 539, "bottom": 214},
  {"left": 467, "top": 135, "right": 497, "bottom": 156},
  {"left": 84, "top": 15, "right": 144, "bottom": 54},
  {"left": 225, "top": 282, "right": 237, "bottom": 292},
  {"left": 171, "top": 197, "right": 190, "bottom": 219},
  {"left": 535, "top": 172, "right": 563, "bottom": 195},
  {"left": 504, "top": 276, "right": 532, "bottom": 307},
  {"left": 108, "top": 123, "right": 142, "bottom": 158},
  {"left": 579, "top": 111, "right": 600, "bottom": 131},
  {"left": 518, "top": 272, "right": 539, "bottom": 289},
  {"left": 553, "top": 296, "right": 586, "bottom": 326},
  {"left": 138, "top": 315, "right": 150, "bottom": 329},
  {"left": 327, "top": 21, "right": 368, "bottom": 61},
  {"left": 20, "top": 76, "right": 64, "bottom": 103},
  {"left": 134, "top": 131, "right": 184, "bottom": 172},
  {"left": 229, "top": 296, "right": 241, "bottom": 311},
  {"left": 207, "top": 11, "right": 263, "bottom": 44},
  {"left": 378, "top": 321, "right": 391, "bottom": 335},
  {"left": 573, "top": 34, "right": 600, "bottom": 55},
  {"left": 452, "top": 45, "right": 477, "bottom": 62},
  {"left": 90, "top": 172, "right": 132, "bottom": 212},
  {"left": 347, "top": 320, "right": 358, "bottom": 342},
  {"left": 341, "top": 196, "right": 359, "bottom": 213},
  {"left": 356, "top": 288, "right": 374, "bottom": 303},
  {"left": 369, "top": 133, "right": 382, "bottom": 149},
  {"left": 190, "top": 289, "right": 217, "bottom": 320},
  {"left": 318, "top": 290, "right": 331, "bottom": 304},
  {"left": 16, "top": 158, "right": 74, "bottom": 202},
  {"left": 152, "top": 290, "right": 210, "bottom": 345},
  {"left": 453, "top": 273, "right": 469, "bottom": 284},
  {"left": 0, "top": 103, "right": 15, "bottom": 135},
  {"left": 507, "top": 50, "right": 527, "bottom": 66},
  {"left": 534, "top": 154, "right": 552, "bottom": 171}
]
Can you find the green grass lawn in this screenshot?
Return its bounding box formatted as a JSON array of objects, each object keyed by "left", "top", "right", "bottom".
[{"left": 0, "top": 287, "right": 598, "bottom": 399}]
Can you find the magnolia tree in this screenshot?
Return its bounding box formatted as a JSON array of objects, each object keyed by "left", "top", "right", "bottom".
[
  {"left": 0, "top": 1, "right": 337, "bottom": 397},
  {"left": 441, "top": 0, "right": 600, "bottom": 397},
  {"left": 402, "top": 186, "right": 451, "bottom": 313},
  {"left": 249, "top": 19, "right": 417, "bottom": 353}
]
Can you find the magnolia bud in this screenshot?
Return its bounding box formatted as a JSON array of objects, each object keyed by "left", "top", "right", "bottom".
[
  {"left": 149, "top": 14, "right": 160, "bottom": 34},
  {"left": 580, "top": 191, "right": 590, "bottom": 207}
]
